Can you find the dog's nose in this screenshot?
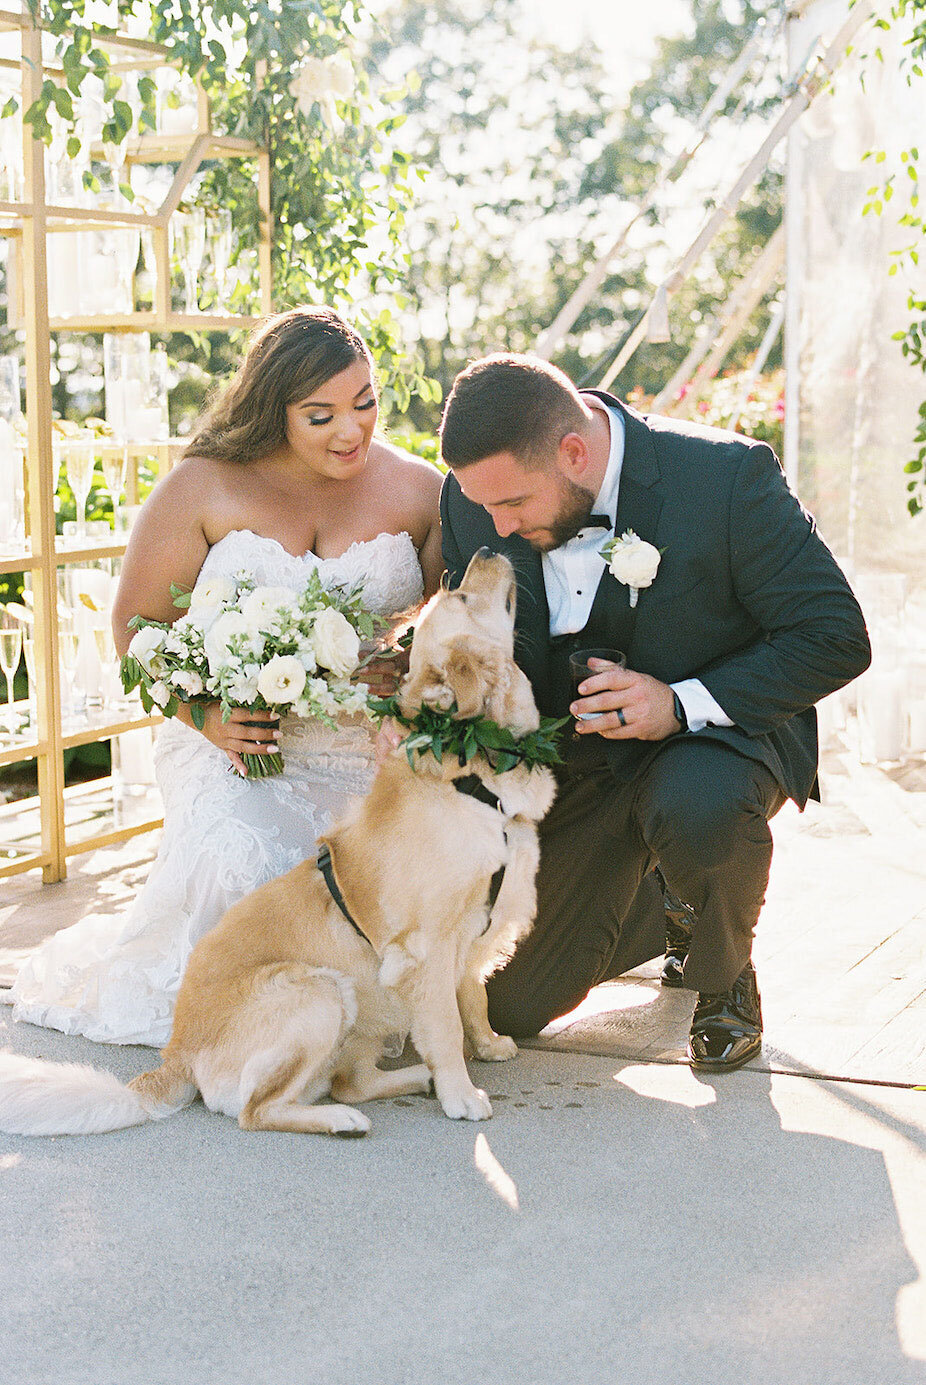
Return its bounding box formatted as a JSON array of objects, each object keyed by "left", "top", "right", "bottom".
[{"left": 474, "top": 546, "right": 495, "bottom": 560}]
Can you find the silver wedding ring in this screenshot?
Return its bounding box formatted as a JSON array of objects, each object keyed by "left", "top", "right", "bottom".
[{"left": 616, "top": 708, "right": 627, "bottom": 727}]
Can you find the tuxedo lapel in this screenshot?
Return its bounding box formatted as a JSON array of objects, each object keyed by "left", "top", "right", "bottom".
[
  {"left": 584, "top": 398, "right": 664, "bottom": 657},
  {"left": 500, "top": 535, "right": 551, "bottom": 693}
]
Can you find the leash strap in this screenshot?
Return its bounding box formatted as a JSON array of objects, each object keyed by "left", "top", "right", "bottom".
[{"left": 316, "top": 845, "right": 370, "bottom": 943}]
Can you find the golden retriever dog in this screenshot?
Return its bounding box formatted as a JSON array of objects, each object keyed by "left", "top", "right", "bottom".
[{"left": 0, "top": 551, "right": 556, "bottom": 1138}]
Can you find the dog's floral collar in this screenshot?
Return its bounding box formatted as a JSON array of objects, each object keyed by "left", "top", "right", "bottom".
[{"left": 370, "top": 696, "right": 568, "bottom": 773}]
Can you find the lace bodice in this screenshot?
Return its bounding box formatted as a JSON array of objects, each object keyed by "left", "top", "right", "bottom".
[
  {"left": 198, "top": 527, "right": 424, "bottom": 615},
  {"left": 9, "top": 529, "right": 424, "bottom": 1047}
]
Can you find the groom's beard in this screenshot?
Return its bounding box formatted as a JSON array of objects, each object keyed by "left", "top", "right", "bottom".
[{"left": 524, "top": 476, "right": 598, "bottom": 552}]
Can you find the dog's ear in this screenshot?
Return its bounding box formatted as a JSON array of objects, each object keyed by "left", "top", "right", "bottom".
[
  {"left": 443, "top": 635, "right": 504, "bottom": 720},
  {"left": 398, "top": 663, "right": 455, "bottom": 717}
]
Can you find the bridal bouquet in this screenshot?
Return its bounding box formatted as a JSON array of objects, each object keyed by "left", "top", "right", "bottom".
[{"left": 120, "top": 568, "right": 381, "bottom": 778}]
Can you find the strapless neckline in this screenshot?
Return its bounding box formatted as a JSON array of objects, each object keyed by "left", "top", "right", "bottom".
[{"left": 212, "top": 528, "right": 415, "bottom": 565}]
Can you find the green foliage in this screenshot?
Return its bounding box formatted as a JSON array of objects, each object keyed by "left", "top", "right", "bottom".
[
  {"left": 859, "top": 1, "right": 926, "bottom": 515},
  {"left": 370, "top": 693, "right": 568, "bottom": 773},
  {"left": 15, "top": 0, "right": 435, "bottom": 417},
  {"left": 367, "top": 0, "right": 783, "bottom": 428}
]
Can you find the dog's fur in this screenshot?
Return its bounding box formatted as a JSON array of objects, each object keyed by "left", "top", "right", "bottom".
[{"left": 0, "top": 552, "right": 556, "bottom": 1138}]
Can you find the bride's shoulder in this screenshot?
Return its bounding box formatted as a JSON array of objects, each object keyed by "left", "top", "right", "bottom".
[
  {"left": 368, "top": 437, "right": 442, "bottom": 503},
  {"left": 153, "top": 453, "right": 246, "bottom": 514}
]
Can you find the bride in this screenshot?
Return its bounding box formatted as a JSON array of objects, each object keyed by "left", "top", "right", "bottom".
[{"left": 7, "top": 307, "right": 443, "bottom": 1047}]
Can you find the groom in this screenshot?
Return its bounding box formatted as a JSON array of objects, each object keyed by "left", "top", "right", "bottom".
[{"left": 438, "top": 353, "right": 871, "bottom": 1071}]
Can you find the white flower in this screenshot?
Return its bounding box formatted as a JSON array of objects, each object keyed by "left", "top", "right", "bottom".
[
  {"left": 204, "top": 611, "right": 261, "bottom": 672},
  {"left": 127, "top": 625, "right": 167, "bottom": 676},
  {"left": 170, "top": 669, "right": 204, "bottom": 697},
  {"left": 240, "top": 585, "right": 300, "bottom": 632},
  {"left": 225, "top": 665, "right": 261, "bottom": 704},
  {"left": 189, "top": 575, "right": 235, "bottom": 614},
  {"left": 602, "top": 529, "right": 661, "bottom": 608},
  {"left": 295, "top": 639, "right": 318, "bottom": 673},
  {"left": 257, "top": 655, "right": 307, "bottom": 705},
  {"left": 310, "top": 606, "right": 360, "bottom": 676},
  {"left": 290, "top": 54, "right": 354, "bottom": 130},
  {"left": 147, "top": 679, "right": 171, "bottom": 708},
  {"left": 308, "top": 675, "right": 342, "bottom": 717}
]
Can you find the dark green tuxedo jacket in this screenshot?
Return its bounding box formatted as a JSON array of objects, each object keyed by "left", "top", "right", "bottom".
[{"left": 440, "top": 392, "right": 871, "bottom": 808}]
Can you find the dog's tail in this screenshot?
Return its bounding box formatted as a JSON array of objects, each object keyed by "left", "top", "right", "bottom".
[{"left": 0, "top": 1050, "right": 196, "bottom": 1136}]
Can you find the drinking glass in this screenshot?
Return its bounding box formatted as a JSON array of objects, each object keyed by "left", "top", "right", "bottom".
[
  {"left": 568, "top": 647, "right": 627, "bottom": 723},
  {"left": 64, "top": 432, "right": 96, "bottom": 540},
  {"left": 59, "top": 629, "right": 81, "bottom": 719},
  {"left": 171, "top": 208, "right": 207, "bottom": 314},
  {"left": 23, "top": 634, "right": 36, "bottom": 725},
  {"left": 210, "top": 208, "right": 234, "bottom": 311},
  {"left": 93, "top": 622, "right": 121, "bottom": 707},
  {"left": 0, "top": 610, "right": 22, "bottom": 735},
  {"left": 100, "top": 442, "right": 128, "bottom": 530}
]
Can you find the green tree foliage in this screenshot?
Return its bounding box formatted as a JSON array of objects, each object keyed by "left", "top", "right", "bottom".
[
  {"left": 368, "top": 0, "right": 783, "bottom": 428},
  {"left": 9, "top": 0, "right": 433, "bottom": 421},
  {"left": 860, "top": 0, "right": 926, "bottom": 515}
]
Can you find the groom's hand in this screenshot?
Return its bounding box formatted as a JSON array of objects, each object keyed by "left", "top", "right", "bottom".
[{"left": 571, "top": 661, "right": 681, "bottom": 741}]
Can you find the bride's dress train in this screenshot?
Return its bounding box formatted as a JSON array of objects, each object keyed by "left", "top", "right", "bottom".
[{"left": 7, "top": 529, "right": 423, "bottom": 1047}]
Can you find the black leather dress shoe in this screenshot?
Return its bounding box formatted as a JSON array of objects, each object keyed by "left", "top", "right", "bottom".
[
  {"left": 687, "top": 962, "right": 763, "bottom": 1072},
  {"left": 659, "top": 884, "right": 696, "bottom": 988}
]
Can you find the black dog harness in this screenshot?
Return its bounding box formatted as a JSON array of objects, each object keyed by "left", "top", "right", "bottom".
[{"left": 317, "top": 775, "right": 508, "bottom": 943}]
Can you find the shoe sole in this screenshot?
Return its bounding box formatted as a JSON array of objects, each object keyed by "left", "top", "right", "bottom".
[{"left": 687, "top": 1039, "right": 762, "bottom": 1073}]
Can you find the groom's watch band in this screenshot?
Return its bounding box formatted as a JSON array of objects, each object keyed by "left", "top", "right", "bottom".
[{"left": 672, "top": 690, "right": 689, "bottom": 733}]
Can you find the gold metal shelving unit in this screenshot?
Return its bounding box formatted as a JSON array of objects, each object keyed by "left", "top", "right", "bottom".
[{"left": 0, "top": 7, "right": 272, "bottom": 881}]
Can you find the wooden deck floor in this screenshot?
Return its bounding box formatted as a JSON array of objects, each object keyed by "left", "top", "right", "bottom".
[{"left": 2, "top": 746, "right": 925, "bottom": 1087}]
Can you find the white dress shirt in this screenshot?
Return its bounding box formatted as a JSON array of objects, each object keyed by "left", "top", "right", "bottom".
[{"left": 541, "top": 402, "right": 733, "bottom": 733}]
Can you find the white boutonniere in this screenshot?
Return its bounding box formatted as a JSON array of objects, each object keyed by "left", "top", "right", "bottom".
[{"left": 600, "top": 529, "right": 661, "bottom": 608}]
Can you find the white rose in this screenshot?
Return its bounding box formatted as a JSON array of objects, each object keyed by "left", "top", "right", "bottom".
[
  {"left": 170, "top": 669, "right": 204, "bottom": 697},
  {"left": 605, "top": 530, "right": 661, "bottom": 607},
  {"left": 204, "top": 611, "right": 261, "bottom": 673},
  {"left": 127, "top": 625, "right": 167, "bottom": 675},
  {"left": 148, "top": 679, "right": 171, "bottom": 708},
  {"left": 310, "top": 606, "right": 361, "bottom": 676},
  {"left": 257, "top": 655, "right": 307, "bottom": 705},
  {"left": 189, "top": 575, "right": 236, "bottom": 613},
  {"left": 241, "top": 585, "right": 300, "bottom": 632},
  {"left": 290, "top": 55, "right": 354, "bottom": 128}
]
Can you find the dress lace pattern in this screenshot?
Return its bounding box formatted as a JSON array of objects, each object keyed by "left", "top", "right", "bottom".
[{"left": 8, "top": 529, "right": 424, "bottom": 1047}]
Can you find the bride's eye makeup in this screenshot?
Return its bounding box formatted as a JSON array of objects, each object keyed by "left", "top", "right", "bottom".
[{"left": 304, "top": 390, "right": 376, "bottom": 426}]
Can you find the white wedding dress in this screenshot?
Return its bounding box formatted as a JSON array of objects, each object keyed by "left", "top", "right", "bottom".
[{"left": 8, "top": 529, "right": 424, "bottom": 1047}]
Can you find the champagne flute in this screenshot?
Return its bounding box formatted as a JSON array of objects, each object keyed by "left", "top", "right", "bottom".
[
  {"left": 0, "top": 611, "right": 22, "bottom": 735},
  {"left": 171, "top": 207, "right": 207, "bottom": 314},
  {"left": 64, "top": 432, "right": 96, "bottom": 541},
  {"left": 211, "top": 208, "right": 234, "bottom": 311},
  {"left": 23, "top": 634, "right": 36, "bottom": 726},
  {"left": 100, "top": 442, "right": 128, "bottom": 531},
  {"left": 92, "top": 622, "right": 120, "bottom": 707},
  {"left": 58, "top": 629, "right": 81, "bottom": 720}
]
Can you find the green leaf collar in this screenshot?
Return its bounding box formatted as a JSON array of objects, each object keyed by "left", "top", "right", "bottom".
[{"left": 370, "top": 696, "right": 568, "bottom": 774}]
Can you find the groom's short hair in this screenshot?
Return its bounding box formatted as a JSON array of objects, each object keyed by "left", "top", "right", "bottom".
[{"left": 440, "top": 354, "right": 587, "bottom": 468}]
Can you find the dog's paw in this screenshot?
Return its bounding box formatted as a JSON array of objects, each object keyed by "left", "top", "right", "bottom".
[
  {"left": 435, "top": 1076, "right": 492, "bottom": 1121},
  {"left": 471, "top": 1034, "right": 518, "bottom": 1062},
  {"left": 326, "top": 1104, "right": 371, "bottom": 1138}
]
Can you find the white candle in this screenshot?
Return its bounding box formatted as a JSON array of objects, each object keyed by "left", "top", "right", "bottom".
[{"left": 857, "top": 669, "right": 905, "bottom": 763}]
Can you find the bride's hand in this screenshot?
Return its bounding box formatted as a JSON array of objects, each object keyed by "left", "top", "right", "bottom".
[
  {"left": 185, "top": 703, "right": 281, "bottom": 776},
  {"left": 360, "top": 646, "right": 411, "bottom": 698}
]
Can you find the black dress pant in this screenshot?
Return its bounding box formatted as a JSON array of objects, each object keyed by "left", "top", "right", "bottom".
[{"left": 486, "top": 736, "right": 787, "bottom": 1040}]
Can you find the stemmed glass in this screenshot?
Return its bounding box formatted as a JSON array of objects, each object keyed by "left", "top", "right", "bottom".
[
  {"left": 100, "top": 442, "right": 128, "bottom": 531},
  {"left": 64, "top": 431, "right": 96, "bottom": 541},
  {"left": 211, "top": 209, "right": 234, "bottom": 311},
  {"left": 93, "top": 622, "right": 120, "bottom": 707},
  {"left": 171, "top": 207, "right": 207, "bottom": 314},
  {"left": 0, "top": 609, "right": 22, "bottom": 736},
  {"left": 23, "top": 635, "right": 36, "bottom": 726},
  {"left": 58, "top": 629, "right": 81, "bottom": 721}
]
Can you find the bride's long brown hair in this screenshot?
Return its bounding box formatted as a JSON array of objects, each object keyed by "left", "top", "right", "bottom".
[{"left": 182, "top": 307, "right": 374, "bottom": 464}]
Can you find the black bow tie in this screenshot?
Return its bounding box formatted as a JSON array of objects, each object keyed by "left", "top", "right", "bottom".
[{"left": 586, "top": 514, "right": 612, "bottom": 529}]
